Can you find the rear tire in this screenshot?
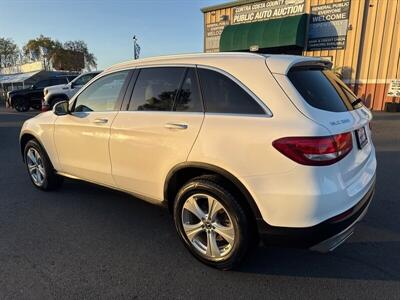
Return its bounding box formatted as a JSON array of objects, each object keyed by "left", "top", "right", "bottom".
[
  {"left": 31, "top": 103, "right": 42, "bottom": 110},
  {"left": 24, "top": 139, "right": 63, "bottom": 190},
  {"left": 14, "top": 97, "right": 30, "bottom": 112},
  {"left": 173, "top": 175, "right": 252, "bottom": 270}
]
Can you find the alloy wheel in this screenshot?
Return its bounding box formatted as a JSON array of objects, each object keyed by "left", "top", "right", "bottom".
[
  {"left": 181, "top": 193, "right": 235, "bottom": 261},
  {"left": 26, "top": 148, "right": 46, "bottom": 186}
]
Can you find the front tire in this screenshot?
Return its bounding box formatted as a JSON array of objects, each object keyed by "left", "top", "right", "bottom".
[
  {"left": 173, "top": 175, "right": 252, "bottom": 270},
  {"left": 24, "top": 139, "right": 63, "bottom": 190}
]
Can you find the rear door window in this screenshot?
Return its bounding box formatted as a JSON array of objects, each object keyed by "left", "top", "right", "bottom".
[
  {"left": 197, "top": 68, "right": 265, "bottom": 114},
  {"left": 288, "top": 68, "right": 362, "bottom": 112},
  {"left": 129, "top": 67, "right": 185, "bottom": 111},
  {"left": 173, "top": 68, "right": 203, "bottom": 112}
]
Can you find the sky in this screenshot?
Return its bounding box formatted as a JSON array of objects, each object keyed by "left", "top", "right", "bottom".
[{"left": 0, "top": 0, "right": 228, "bottom": 70}]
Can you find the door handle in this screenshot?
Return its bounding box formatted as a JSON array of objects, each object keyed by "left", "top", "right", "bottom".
[
  {"left": 93, "top": 118, "right": 108, "bottom": 124},
  {"left": 164, "top": 122, "right": 188, "bottom": 130}
]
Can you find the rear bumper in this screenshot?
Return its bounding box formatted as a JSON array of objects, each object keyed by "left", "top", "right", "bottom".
[{"left": 256, "top": 178, "right": 375, "bottom": 249}]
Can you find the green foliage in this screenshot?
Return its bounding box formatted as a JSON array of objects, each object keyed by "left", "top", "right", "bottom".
[
  {"left": 52, "top": 49, "right": 85, "bottom": 71},
  {"left": 63, "top": 40, "right": 97, "bottom": 70},
  {"left": 22, "top": 35, "right": 97, "bottom": 71},
  {"left": 23, "top": 35, "right": 62, "bottom": 61},
  {"left": 0, "top": 37, "right": 19, "bottom": 68}
]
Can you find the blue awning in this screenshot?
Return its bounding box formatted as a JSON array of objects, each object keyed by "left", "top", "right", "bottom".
[{"left": 0, "top": 71, "right": 40, "bottom": 84}]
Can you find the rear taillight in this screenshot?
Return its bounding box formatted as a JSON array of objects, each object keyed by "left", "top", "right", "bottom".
[{"left": 272, "top": 132, "right": 353, "bottom": 166}]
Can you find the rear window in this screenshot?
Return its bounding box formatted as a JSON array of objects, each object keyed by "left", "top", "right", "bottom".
[{"left": 288, "top": 68, "right": 362, "bottom": 112}]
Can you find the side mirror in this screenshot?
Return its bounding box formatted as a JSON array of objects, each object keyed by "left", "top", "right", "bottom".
[
  {"left": 53, "top": 101, "right": 70, "bottom": 116},
  {"left": 70, "top": 82, "right": 75, "bottom": 89}
]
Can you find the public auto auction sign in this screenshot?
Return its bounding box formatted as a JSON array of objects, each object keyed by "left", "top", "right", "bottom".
[
  {"left": 307, "top": 0, "right": 350, "bottom": 50},
  {"left": 232, "top": 0, "right": 305, "bottom": 24}
]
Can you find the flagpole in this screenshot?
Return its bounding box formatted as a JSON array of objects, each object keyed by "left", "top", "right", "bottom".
[{"left": 133, "top": 35, "right": 138, "bottom": 60}]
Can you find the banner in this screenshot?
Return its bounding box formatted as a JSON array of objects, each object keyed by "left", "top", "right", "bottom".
[
  {"left": 205, "top": 20, "right": 229, "bottom": 52},
  {"left": 232, "top": 0, "right": 305, "bottom": 24},
  {"left": 307, "top": 0, "right": 350, "bottom": 50}
]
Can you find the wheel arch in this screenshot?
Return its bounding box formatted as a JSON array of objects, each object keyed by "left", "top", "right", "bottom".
[
  {"left": 20, "top": 133, "right": 51, "bottom": 164},
  {"left": 164, "top": 162, "right": 263, "bottom": 221},
  {"left": 48, "top": 93, "right": 69, "bottom": 105}
]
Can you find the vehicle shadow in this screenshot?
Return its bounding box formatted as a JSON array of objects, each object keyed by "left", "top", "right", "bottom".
[
  {"left": 372, "top": 112, "right": 400, "bottom": 121},
  {"left": 239, "top": 143, "right": 400, "bottom": 281},
  {"left": 56, "top": 177, "right": 399, "bottom": 283},
  {"left": 238, "top": 240, "right": 400, "bottom": 281}
]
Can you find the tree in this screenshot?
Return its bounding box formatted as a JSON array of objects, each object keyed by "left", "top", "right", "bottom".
[
  {"left": 63, "top": 40, "right": 97, "bottom": 70},
  {"left": 52, "top": 49, "right": 85, "bottom": 71},
  {"left": 0, "top": 37, "right": 19, "bottom": 68},
  {"left": 21, "top": 36, "right": 97, "bottom": 71},
  {"left": 23, "top": 35, "right": 62, "bottom": 69}
]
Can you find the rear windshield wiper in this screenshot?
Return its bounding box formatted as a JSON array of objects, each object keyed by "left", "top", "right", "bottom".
[{"left": 351, "top": 98, "right": 363, "bottom": 108}]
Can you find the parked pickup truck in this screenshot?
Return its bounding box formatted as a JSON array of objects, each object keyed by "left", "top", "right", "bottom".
[
  {"left": 42, "top": 71, "right": 101, "bottom": 111},
  {"left": 8, "top": 75, "right": 76, "bottom": 112}
]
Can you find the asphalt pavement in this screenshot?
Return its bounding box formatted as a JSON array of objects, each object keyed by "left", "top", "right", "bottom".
[{"left": 0, "top": 106, "right": 399, "bottom": 299}]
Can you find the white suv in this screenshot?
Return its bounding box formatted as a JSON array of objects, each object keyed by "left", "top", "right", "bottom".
[
  {"left": 42, "top": 71, "right": 101, "bottom": 111},
  {"left": 20, "top": 53, "right": 376, "bottom": 270}
]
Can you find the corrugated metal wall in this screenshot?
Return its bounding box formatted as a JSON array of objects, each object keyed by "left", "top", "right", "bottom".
[
  {"left": 203, "top": 0, "right": 400, "bottom": 110},
  {"left": 204, "top": 7, "right": 233, "bottom": 52},
  {"left": 303, "top": 0, "right": 400, "bottom": 110}
]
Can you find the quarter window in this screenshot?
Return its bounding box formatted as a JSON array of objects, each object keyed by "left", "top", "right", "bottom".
[
  {"left": 197, "top": 68, "right": 265, "bottom": 114},
  {"left": 73, "top": 71, "right": 129, "bottom": 112},
  {"left": 129, "top": 67, "right": 185, "bottom": 111}
]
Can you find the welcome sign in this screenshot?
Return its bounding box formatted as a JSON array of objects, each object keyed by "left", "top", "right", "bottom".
[{"left": 307, "top": 0, "right": 351, "bottom": 50}]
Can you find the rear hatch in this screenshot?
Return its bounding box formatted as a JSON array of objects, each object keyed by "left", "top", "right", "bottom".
[{"left": 269, "top": 57, "right": 375, "bottom": 195}]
